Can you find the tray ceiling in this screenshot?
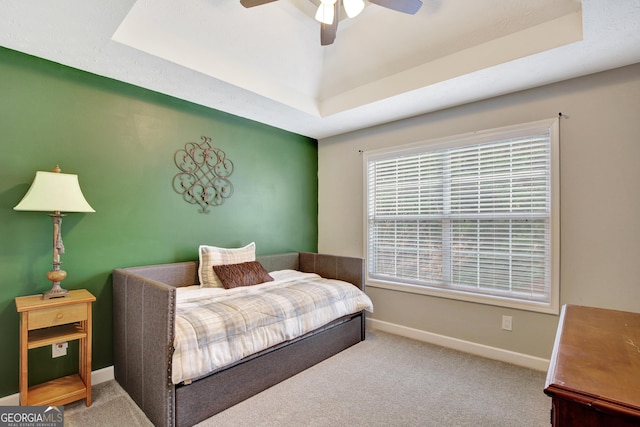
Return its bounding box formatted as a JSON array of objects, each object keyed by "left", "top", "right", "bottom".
[{"left": 1, "top": 0, "right": 639, "bottom": 138}]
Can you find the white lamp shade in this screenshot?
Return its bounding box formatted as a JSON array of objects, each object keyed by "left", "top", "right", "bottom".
[{"left": 14, "top": 171, "right": 95, "bottom": 213}]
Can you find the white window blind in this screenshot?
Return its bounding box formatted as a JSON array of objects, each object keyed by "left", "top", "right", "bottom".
[{"left": 365, "top": 120, "right": 559, "bottom": 312}]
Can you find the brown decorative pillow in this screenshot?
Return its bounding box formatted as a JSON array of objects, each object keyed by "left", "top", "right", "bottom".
[{"left": 212, "top": 261, "right": 274, "bottom": 289}]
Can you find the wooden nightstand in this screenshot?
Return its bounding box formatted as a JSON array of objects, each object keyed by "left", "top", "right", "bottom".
[{"left": 15, "top": 289, "right": 95, "bottom": 407}]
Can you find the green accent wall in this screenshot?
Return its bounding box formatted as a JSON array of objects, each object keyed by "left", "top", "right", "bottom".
[{"left": 0, "top": 47, "right": 318, "bottom": 397}]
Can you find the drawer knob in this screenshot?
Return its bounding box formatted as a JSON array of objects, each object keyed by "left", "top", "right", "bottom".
[{"left": 56, "top": 313, "right": 63, "bottom": 320}]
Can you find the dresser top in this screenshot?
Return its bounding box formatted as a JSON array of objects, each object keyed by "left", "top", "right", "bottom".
[{"left": 545, "top": 304, "right": 640, "bottom": 412}]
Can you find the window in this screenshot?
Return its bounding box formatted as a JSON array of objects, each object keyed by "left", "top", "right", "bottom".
[{"left": 365, "top": 119, "right": 559, "bottom": 313}]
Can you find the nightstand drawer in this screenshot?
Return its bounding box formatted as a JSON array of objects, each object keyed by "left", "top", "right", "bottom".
[{"left": 28, "top": 303, "right": 87, "bottom": 330}]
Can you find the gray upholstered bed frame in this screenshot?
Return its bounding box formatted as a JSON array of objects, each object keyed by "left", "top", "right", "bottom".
[{"left": 113, "top": 252, "right": 366, "bottom": 427}]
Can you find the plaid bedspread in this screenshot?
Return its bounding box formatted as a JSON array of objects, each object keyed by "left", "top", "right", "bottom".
[{"left": 172, "top": 271, "right": 373, "bottom": 384}]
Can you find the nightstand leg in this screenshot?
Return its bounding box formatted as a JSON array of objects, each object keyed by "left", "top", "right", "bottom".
[
  {"left": 19, "top": 313, "right": 28, "bottom": 405},
  {"left": 83, "top": 308, "right": 92, "bottom": 406}
]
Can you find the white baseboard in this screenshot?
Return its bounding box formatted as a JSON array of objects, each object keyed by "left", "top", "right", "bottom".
[
  {"left": 368, "top": 318, "right": 550, "bottom": 372},
  {"left": 91, "top": 365, "right": 115, "bottom": 385},
  {"left": 0, "top": 366, "right": 115, "bottom": 406}
]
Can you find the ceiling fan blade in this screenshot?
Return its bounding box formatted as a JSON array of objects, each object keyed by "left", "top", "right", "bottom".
[
  {"left": 240, "top": 0, "right": 278, "bottom": 7},
  {"left": 320, "top": 2, "right": 339, "bottom": 46},
  {"left": 368, "top": 0, "right": 423, "bottom": 14},
  {"left": 321, "top": 21, "right": 337, "bottom": 46}
]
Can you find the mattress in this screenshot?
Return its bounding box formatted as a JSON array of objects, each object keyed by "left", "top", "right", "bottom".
[{"left": 172, "top": 270, "right": 373, "bottom": 384}]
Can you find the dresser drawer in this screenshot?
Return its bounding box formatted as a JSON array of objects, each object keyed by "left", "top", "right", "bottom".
[{"left": 28, "top": 303, "right": 87, "bottom": 330}]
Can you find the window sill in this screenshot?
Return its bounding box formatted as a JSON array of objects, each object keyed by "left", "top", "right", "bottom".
[{"left": 366, "top": 278, "right": 559, "bottom": 315}]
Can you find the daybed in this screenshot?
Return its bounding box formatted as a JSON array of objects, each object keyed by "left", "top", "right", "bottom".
[{"left": 113, "top": 251, "right": 369, "bottom": 427}]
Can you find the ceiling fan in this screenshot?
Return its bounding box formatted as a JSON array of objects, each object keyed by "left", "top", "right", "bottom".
[{"left": 240, "top": 0, "right": 423, "bottom": 46}]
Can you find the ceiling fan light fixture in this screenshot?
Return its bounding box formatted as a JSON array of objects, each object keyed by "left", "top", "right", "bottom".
[
  {"left": 343, "top": 0, "right": 365, "bottom": 18},
  {"left": 240, "top": 0, "right": 423, "bottom": 47},
  {"left": 315, "top": 1, "right": 336, "bottom": 25}
]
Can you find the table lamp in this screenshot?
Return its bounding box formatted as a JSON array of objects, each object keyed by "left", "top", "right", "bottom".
[{"left": 14, "top": 165, "right": 95, "bottom": 299}]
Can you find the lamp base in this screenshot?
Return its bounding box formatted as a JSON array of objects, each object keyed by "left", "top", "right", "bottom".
[
  {"left": 43, "top": 282, "right": 69, "bottom": 299},
  {"left": 44, "top": 269, "right": 68, "bottom": 299}
]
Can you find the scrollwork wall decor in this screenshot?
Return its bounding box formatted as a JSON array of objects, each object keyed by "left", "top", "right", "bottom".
[{"left": 173, "top": 136, "right": 234, "bottom": 213}]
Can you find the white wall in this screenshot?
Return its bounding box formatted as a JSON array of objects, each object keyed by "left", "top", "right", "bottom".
[{"left": 318, "top": 63, "right": 640, "bottom": 361}]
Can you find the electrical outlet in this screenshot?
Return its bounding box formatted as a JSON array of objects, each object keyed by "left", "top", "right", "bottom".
[
  {"left": 52, "top": 342, "right": 68, "bottom": 358},
  {"left": 501, "top": 315, "right": 513, "bottom": 331}
]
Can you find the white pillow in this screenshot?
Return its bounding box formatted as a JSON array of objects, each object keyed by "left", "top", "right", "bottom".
[{"left": 198, "top": 242, "right": 256, "bottom": 288}]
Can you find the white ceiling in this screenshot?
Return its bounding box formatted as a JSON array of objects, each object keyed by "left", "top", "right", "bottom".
[{"left": 1, "top": 0, "right": 639, "bottom": 139}]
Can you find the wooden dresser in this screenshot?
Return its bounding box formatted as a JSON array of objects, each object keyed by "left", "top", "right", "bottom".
[{"left": 544, "top": 304, "right": 640, "bottom": 426}]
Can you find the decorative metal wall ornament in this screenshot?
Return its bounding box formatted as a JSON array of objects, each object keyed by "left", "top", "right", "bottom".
[{"left": 173, "top": 136, "right": 234, "bottom": 213}]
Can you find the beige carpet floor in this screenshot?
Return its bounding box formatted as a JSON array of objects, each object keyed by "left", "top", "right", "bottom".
[{"left": 65, "top": 330, "right": 551, "bottom": 426}]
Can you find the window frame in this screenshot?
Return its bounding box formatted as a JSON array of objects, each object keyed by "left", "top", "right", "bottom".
[{"left": 363, "top": 119, "right": 560, "bottom": 314}]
